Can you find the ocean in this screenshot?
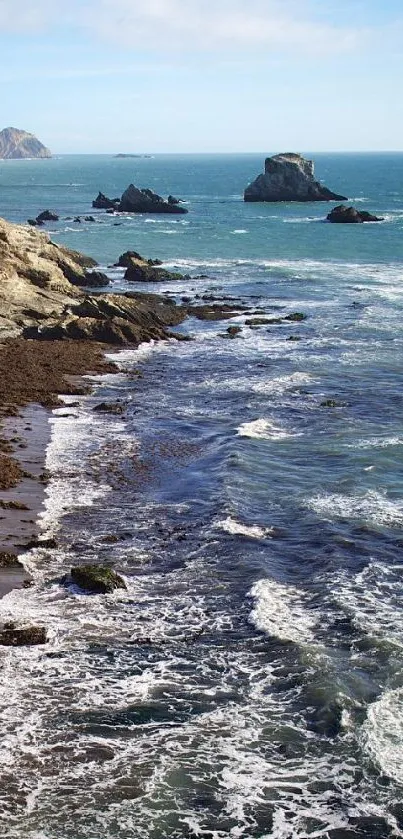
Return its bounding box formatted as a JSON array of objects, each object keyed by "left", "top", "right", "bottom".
[{"left": 0, "top": 153, "right": 403, "bottom": 838}]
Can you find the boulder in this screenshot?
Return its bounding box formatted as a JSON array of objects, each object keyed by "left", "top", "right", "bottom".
[
  {"left": 119, "top": 184, "right": 188, "bottom": 214},
  {"left": 167, "top": 195, "right": 180, "bottom": 205},
  {"left": 244, "top": 153, "right": 347, "bottom": 203},
  {"left": 124, "top": 255, "right": 184, "bottom": 283},
  {"left": 326, "top": 205, "right": 384, "bottom": 223},
  {"left": 36, "top": 210, "right": 59, "bottom": 223},
  {"left": 70, "top": 564, "right": 126, "bottom": 593},
  {"left": 92, "top": 401, "right": 125, "bottom": 414},
  {"left": 92, "top": 192, "right": 120, "bottom": 210},
  {"left": 0, "top": 623, "right": 47, "bottom": 646},
  {"left": 116, "top": 250, "right": 163, "bottom": 268}
]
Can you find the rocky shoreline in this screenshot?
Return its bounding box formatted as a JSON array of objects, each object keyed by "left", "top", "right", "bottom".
[{"left": 0, "top": 216, "right": 251, "bottom": 614}]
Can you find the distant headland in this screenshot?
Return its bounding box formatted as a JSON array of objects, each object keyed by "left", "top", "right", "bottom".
[{"left": 0, "top": 127, "right": 51, "bottom": 160}]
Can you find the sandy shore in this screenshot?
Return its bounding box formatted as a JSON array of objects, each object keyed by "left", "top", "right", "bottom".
[{"left": 0, "top": 338, "right": 117, "bottom": 598}]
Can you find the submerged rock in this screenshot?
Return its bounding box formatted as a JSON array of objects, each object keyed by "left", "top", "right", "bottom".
[
  {"left": 326, "top": 204, "right": 384, "bottom": 223},
  {"left": 244, "top": 153, "right": 347, "bottom": 203},
  {"left": 70, "top": 564, "right": 126, "bottom": 594}
]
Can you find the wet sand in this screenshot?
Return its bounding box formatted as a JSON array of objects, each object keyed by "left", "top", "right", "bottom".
[{"left": 0, "top": 339, "right": 116, "bottom": 597}]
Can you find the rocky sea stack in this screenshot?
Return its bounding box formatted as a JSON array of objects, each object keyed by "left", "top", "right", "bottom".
[
  {"left": 0, "top": 127, "right": 51, "bottom": 160},
  {"left": 244, "top": 153, "right": 347, "bottom": 203},
  {"left": 93, "top": 185, "right": 188, "bottom": 214}
]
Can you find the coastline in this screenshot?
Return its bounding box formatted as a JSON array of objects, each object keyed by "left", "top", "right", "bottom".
[{"left": 0, "top": 338, "right": 118, "bottom": 598}]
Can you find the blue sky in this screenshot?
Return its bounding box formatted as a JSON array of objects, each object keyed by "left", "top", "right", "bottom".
[{"left": 1, "top": 0, "right": 402, "bottom": 153}]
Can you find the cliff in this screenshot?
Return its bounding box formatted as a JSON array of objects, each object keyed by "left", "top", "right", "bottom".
[
  {"left": 0, "top": 127, "right": 51, "bottom": 160},
  {"left": 0, "top": 218, "right": 185, "bottom": 343},
  {"left": 244, "top": 153, "right": 347, "bottom": 203}
]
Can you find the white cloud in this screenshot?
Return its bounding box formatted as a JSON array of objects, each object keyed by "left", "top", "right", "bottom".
[
  {"left": 1, "top": 0, "right": 399, "bottom": 55},
  {"left": 88, "top": 0, "right": 361, "bottom": 53}
]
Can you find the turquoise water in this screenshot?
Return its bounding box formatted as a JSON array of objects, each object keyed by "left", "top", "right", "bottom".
[{"left": 0, "top": 154, "right": 403, "bottom": 838}]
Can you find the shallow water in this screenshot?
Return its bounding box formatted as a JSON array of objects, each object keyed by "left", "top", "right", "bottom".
[{"left": 0, "top": 154, "right": 403, "bottom": 837}]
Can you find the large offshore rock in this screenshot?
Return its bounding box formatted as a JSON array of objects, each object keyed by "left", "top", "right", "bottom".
[
  {"left": 119, "top": 184, "right": 188, "bottom": 214},
  {"left": 244, "top": 153, "right": 347, "bottom": 203},
  {"left": 0, "top": 127, "right": 51, "bottom": 159}
]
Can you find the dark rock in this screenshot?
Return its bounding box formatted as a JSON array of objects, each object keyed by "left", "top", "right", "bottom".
[
  {"left": 187, "top": 304, "right": 244, "bottom": 321},
  {"left": 0, "top": 624, "right": 47, "bottom": 646},
  {"left": 227, "top": 326, "right": 242, "bottom": 336},
  {"left": 287, "top": 335, "right": 302, "bottom": 341},
  {"left": 93, "top": 402, "right": 125, "bottom": 415},
  {"left": 36, "top": 210, "right": 59, "bottom": 223},
  {"left": 116, "top": 250, "right": 147, "bottom": 267},
  {"left": 320, "top": 399, "right": 345, "bottom": 408},
  {"left": 118, "top": 184, "right": 188, "bottom": 214},
  {"left": 0, "top": 551, "right": 23, "bottom": 568},
  {"left": 167, "top": 195, "right": 180, "bottom": 205},
  {"left": 245, "top": 317, "right": 272, "bottom": 326},
  {"left": 92, "top": 192, "right": 120, "bottom": 210},
  {"left": 284, "top": 312, "right": 306, "bottom": 321},
  {"left": 81, "top": 271, "right": 110, "bottom": 288},
  {"left": 70, "top": 564, "right": 126, "bottom": 594},
  {"left": 244, "top": 153, "right": 347, "bottom": 203},
  {"left": 25, "top": 537, "right": 57, "bottom": 550},
  {"left": 327, "top": 204, "right": 384, "bottom": 223},
  {"left": 73, "top": 217, "right": 82, "bottom": 223},
  {"left": 84, "top": 216, "right": 96, "bottom": 222},
  {"left": 0, "top": 500, "right": 29, "bottom": 510},
  {"left": 27, "top": 218, "right": 43, "bottom": 227}
]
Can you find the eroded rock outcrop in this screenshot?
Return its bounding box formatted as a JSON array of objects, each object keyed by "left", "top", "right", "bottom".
[
  {"left": 244, "top": 153, "right": 347, "bottom": 203},
  {"left": 0, "top": 217, "right": 187, "bottom": 344},
  {"left": 0, "top": 127, "right": 51, "bottom": 159}
]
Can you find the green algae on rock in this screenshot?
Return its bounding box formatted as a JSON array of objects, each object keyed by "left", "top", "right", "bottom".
[{"left": 71, "top": 565, "right": 127, "bottom": 594}]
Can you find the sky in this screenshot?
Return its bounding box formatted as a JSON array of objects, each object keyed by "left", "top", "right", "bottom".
[{"left": 0, "top": 0, "right": 402, "bottom": 153}]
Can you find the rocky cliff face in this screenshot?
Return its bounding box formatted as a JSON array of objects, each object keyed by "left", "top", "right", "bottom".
[
  {"left": 0, "top": 128, "right": 51, "bottom": 159},
  {"left": 244, "top": 153, "right": 347, "bottom": 202}
]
